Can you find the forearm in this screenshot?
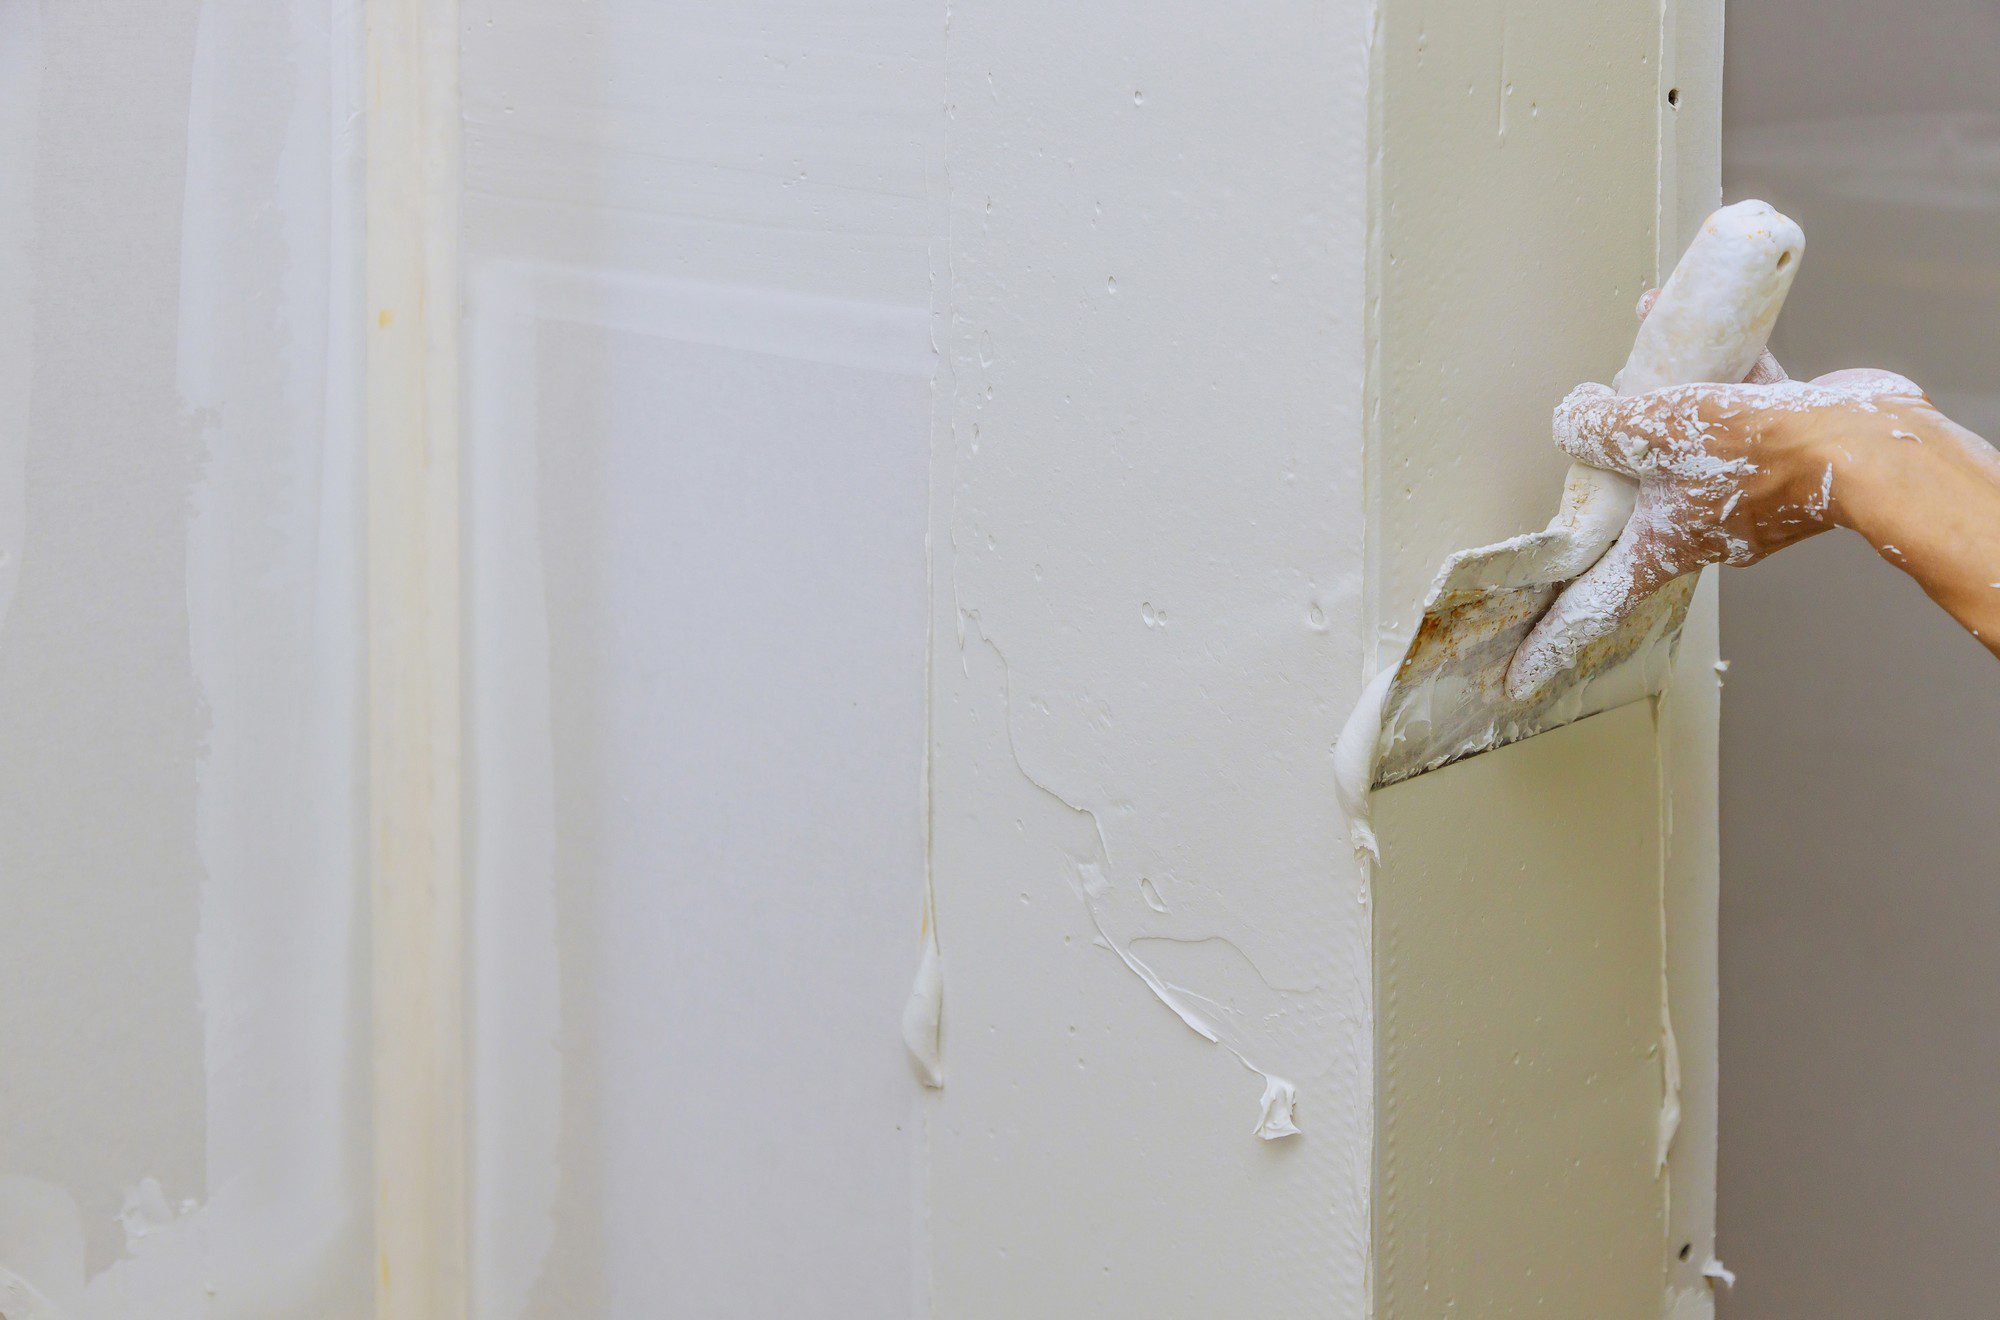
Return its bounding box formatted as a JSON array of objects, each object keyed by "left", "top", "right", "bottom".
[{"left": 1830, "top": 409, "right": 2000, "bottom": 655}]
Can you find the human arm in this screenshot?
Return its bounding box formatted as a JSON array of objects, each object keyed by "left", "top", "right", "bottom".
[{"left": 1507, "top": 368, "right": 2000, "bottom": 698}]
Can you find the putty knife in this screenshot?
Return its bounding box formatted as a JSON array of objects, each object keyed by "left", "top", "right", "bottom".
[{"left": 1336, "top": 201, "right": 1804, "bottom": 832}]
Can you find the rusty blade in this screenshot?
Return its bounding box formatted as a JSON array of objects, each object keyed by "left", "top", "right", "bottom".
[{"left": 1371, "top": 573, "right": 1696, "bottom": 789}]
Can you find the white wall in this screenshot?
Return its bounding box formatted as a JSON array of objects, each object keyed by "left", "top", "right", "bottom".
[
  {"left": 0, "top": 3, "right": 1738, "bottom": 1315},
  {"left": 1720, "top": 3, "right": 2000, "bottom": 1314},
  {"left": 0, "top": 2, "right": 372, "bottom": 1316},
  {"left": 459, "top": 4, "right": 941, "bottom": 1316},
  {"left": 925, "top": 0, "right": 1375, "bottom": 1310}
]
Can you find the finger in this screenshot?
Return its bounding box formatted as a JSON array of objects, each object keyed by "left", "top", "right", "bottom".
[
  {"left": 1506, "top": 526, "right": 1676, "bottom": 700},
  {"left": 1744, "top": 349, "right": 1788, "bottom": 385},
  {"left": 1551, "top": 382, "right": 1669, "bottom": 477}
]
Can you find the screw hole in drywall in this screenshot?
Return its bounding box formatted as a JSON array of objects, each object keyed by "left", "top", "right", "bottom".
[{"left": 1666, "top": 86, "right": 1680, "bottom": 108}]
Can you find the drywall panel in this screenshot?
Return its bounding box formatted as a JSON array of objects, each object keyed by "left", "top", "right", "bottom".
[
  {"left": 0, "top": 1, "right": 373, "bottom": 1315},
  {"left": 926, "top": 0, "right": 1375, "bottom": 1314},
  {"left": 0, "top": 5, "right": 210, "bottom": 1301},
  {"left": 461, "top": 0, "right": 940, "bottom": 304},
  {"left": 1374, "top": 702, "right": 1666, "bottom": 1316},
  {"left": 459, "top": 4, "right": 942, "bottom": 1315},
  {"left": 464, "top": 269, "right": 932, "bottom": 1320},
  {"left": 1371, "top": 0, "right": 1725, "bottom": 1312}
]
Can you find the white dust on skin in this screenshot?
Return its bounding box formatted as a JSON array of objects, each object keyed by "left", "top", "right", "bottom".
[{"left": 1510, "top": 371, "right": 1926, "bottom": 698}]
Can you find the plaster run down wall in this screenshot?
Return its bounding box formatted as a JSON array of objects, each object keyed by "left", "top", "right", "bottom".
[{"left": 0, "top": 2, "right": 373, "bottom": 1318}]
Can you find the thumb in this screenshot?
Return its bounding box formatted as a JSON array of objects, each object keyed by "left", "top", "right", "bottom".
[
  {"left": 1744, "top": 348, "right": 1788, "bottom": 385},
  {"left": 1507, "top": 523, "right": 1673, "bottom": 700}
]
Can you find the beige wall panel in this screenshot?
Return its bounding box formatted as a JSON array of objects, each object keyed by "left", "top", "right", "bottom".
[
  {"left": 1371, "top": 0, "right": 1664, "bottom": 629},
  {"left": 1371, "top": 0, "right": 1723, "bottom": 1313},
  {"left": 1374, "top": 703, "right": 1666, "bottom": 1316}
]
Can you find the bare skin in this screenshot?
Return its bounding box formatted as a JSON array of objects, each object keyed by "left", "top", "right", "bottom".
[{"left": 1509, "top": 296, "right": 2000, "bottom": 695}]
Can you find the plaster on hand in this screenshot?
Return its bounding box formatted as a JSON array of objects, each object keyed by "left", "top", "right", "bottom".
[{"left": 1508, "top": 372, "right": 1923, "bottom": 698}]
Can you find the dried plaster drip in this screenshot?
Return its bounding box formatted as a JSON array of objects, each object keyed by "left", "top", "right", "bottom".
[
  {"left": 0, "top": 1268, "right": 66, "bottom": 1320},
  {"left": 1657, "top": 995, "right": 1683, "bottom": 1171},
  {"left": 1656, "top": 755, "right": 1684, "bottom": 1171},
  {"left": 1255, "top": 1076, "right": 1303, "bottom": 1141},
  {"left": 901, "top": 922, "right": 944, "bottom": 1088},
  {"left": 1333, "top": 665, "right": 1396, "bottom": 863},
  {"left": 0, "top": 1175, "right": 220, "bottom": 1319},
  {"left": 1654, "top": 686, "right": 1684, "bottom": 1173},
  {"left": 953, "top": 613, "right": 1310, "bottom": 1140},
  {"left": 903, "top": 578, "right": 945, "bottom": 1089}
]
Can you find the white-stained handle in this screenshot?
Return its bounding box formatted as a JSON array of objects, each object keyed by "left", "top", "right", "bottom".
[
  {"left": 1542, "top": 199, "right": 1804, "bottom": 578},
  {"left": 1334, "top": 201, "right": 1805, "bottom": 844}
]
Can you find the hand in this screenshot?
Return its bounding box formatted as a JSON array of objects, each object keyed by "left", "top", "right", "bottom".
[{"left": 1507, "top": 295, "right": 1937, "bottom": 698}]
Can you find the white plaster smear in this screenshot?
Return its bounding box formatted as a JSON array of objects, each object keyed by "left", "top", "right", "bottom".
[
  {"left": 900, "top": 923, "right": 945, "bottom": 1088},
  {"left": 0, "top": 2, "right": 370, "bottom": 1313},
  {"left": 951, "top": 608, "right": 1322, "bottom": 1139}
]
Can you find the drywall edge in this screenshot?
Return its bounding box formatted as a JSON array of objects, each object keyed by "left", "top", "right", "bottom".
[{"left": 1658, "top": 2, "right": 1729, "bottom": 1309}]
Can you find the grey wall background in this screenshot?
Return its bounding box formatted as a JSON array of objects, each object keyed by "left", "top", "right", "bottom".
[{"left": 1720, "top": 2, "right": 2000, "bottom": 1315}]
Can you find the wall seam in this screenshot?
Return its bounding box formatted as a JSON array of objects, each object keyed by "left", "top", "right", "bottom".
[{"left": 365, "top": 0, "right": 467, "bottom": 1315}]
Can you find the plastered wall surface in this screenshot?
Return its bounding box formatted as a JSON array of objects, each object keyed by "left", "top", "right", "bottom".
[
  {"left": 1375, "top": 703, "right": 1666, "bottom": 1316},
  {"left": 0, "top": 2, "right": 373, "bottom": 1316},
  {"left": 1370, "top": 0, "right": 1726, "bottom": 1312},
  {"left": 460, "top": 3, "right": 941, "bottom": 1315},
  {"left": 1719, "top": 3, "right": 2000, "bottom": 1313},
  {"left": 925, "top": 1, "right": 1375, "bottom": 1313},
  {"left": 0, "top": 2, "right": 1737, "bottom": 1315}
]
